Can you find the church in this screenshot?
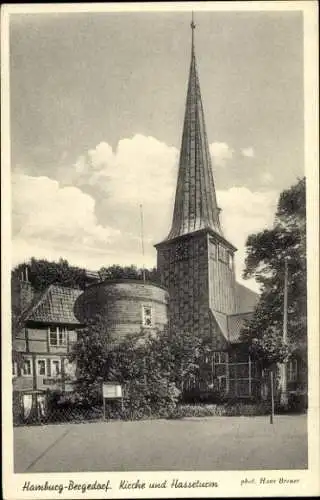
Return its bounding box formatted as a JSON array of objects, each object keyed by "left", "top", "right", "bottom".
[
  {"left": 155, "top": 20, "right": 260, "bottom": 397},
  {"left": 12, "top": 20, "right": 266, "bottom": 407}
]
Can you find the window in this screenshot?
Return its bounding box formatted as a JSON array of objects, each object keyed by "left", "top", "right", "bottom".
[
  {"left": 12, "top": 361, "right": 18, "bottom": 377},
  {"left": 217, "top": 375, "right": 227, "bottom": 392},
  {"left": 288, "top": 358, "right": 298, "bottom": 382},
  {"left": 49, "top": 326, "right": 67, "bottom": 346},
  {"left": 51, "top": 359, "right": 61, "bottom": 377},
  {"left": 22, "top": 358, "right": 32, "bottom": 376},
  {"left": 175, "top": 242, "right": 189, "bottom": 261},
  {"left": 37, "top": 359, "right": 47, "bottom": 376},
  {"left": 228, "top": 252, "right": 233, "bottom": 270},
  {"left": 142, "top": 306, "right": 153, "bottom": 328},
  {"left": 218, "top": 245, "right": 228, "bottom": 264},
  {"left": 209, "top": 239, "right": 217, "bottom": 260},
  {"left": 213, "top": 352, "right": 227, "bottom": 364}
]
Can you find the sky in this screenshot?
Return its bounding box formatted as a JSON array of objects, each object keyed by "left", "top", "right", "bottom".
[{"left": 9, "top": 8, "right": 304, "bottom": 292}]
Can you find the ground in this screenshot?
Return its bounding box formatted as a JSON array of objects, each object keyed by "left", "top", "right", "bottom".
[{"left": 14, "top": 415, "right": 307, "bottom": 473}]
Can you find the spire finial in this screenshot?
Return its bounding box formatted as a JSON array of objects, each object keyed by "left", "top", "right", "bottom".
[
  {"left": 191, "top": 11, "right": 196, "bottom": 51},
  {"left": 191, "top": 11, "right": 196, "bottom": 30}
]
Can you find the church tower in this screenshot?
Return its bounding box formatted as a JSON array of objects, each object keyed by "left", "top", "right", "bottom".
[{"left": 155, "top": 19, "right": 240, "bottom": 348}]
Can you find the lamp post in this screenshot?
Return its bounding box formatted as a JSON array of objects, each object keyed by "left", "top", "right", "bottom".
[{"left": 280, "top": 256, "right": 289, "bottom": 407}]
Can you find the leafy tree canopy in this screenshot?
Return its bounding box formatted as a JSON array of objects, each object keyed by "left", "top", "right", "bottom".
[
  {"left": 12, "top": 258, "right": 159, "bottom": 292},
  {"left": 69, "top": 315, "right": 210, "bottom": 414},
  {"left": 12, "top": 258, "right": 88, "bottom": 292},
  {"left": 98, "top": 265, "right": 159, "bottom": 283},
  {"left": 241, "top": 177, "right": 307, "bottom": 364}
]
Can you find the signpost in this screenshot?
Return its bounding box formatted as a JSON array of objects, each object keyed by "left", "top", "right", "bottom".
[
  {"left": 280, "top": 256, "right": 289, "bottom": 407},
  {"left": 102, "top": 382, "right": 123, "bottom": 420},
  {"left": 270, "top": 370, "right": 274, "bottom": 424}
]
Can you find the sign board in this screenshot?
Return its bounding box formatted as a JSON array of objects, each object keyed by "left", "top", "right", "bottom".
[{"left": 102, "top": 383, "right": 122, "bottom": 399}]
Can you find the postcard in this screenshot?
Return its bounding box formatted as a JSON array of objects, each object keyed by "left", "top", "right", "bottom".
[{"left": 1, "top": 1, "right": 319, "bottom": 498}]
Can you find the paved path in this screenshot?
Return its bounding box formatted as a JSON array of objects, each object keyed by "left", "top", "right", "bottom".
[{"left": 14, "top": 415, "right": 307, "bottom": 473}]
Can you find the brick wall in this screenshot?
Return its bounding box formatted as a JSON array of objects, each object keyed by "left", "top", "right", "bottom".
[
  {"left": 157, "top": 232, "right": 210, "bottom": 337},
  {"left": 157, "top": 230, "right": 237, "bottom": 342},
  {"left": 82, "top": 281, "right": 169, "bottom": 340}
]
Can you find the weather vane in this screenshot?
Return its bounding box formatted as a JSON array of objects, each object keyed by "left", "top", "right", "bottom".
[{"left": 191, "top": 11, "right": 196, "bottom": 31}]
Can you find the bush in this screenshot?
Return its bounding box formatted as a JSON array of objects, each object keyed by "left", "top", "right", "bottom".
[
  {"left": 169, "top": 402, "right": 270, "bottom": 419},
  {"left": 287, "top": 391, "right": 307, "bottom": 413},
  {"left": 121, "top": 379, "right": 179, "bottom": 420},
  {"left": 182, "top": 389, "right": 228, "bottom": 405}
]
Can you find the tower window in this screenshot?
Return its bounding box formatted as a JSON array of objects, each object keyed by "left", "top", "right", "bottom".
[
  {"left": 228, "top": 252, "right": 233, "bottom": 270},
  {"left": 218, "top": 245, "right": 228, "bottom": 264},
  {"left": 209, "top": 239, "right": 217, "bottom": 260},
  {"left": 142, "top": 306, "right": 153, "bottom": 328}
]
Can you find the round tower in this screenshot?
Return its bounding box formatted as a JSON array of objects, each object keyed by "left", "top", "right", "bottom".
[{"left": 82, "top": 279, "right": 169, "bottom": 340}]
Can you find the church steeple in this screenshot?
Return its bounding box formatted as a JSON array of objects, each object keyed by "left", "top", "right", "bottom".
[{"left": 166, "top": 16, "right": 223, "bottom": 241}]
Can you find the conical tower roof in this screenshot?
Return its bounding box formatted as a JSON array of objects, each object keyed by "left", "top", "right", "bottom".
[{"left": 166, "top": 20, "right": 223, "bottom": 241}]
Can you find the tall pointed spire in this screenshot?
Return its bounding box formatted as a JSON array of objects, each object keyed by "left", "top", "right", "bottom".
[{"left": 166, "top": 17, "right": 223, "bottom": 240}]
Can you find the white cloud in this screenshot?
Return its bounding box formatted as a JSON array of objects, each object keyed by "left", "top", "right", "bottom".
[
  {"left": 209, "top": 142, "right": 234, "bottom": 167},
  {"left": 11, "top": 173, "right": 121, "bottom": 268},
  {"left": 217, "top": 187, "right": 278, "bottom": 290},
  {"left": 241, "top": 147, "right": 255, "bottom": 158},
  {"left": 79, "top": 134, "right": 178, "bottom": 205},
  {"left": 12, "top": 136, "right": 279, "bottom": 293},
  {"left": 70, "top": 134, "right": 179, "bottom": 258}
]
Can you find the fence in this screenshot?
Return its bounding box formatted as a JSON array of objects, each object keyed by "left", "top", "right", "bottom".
[
  {"left": 183, "top": 360, "right": 261, "bottom": 400},
  {"left": 13, "top": 391, "right": 134, "bottom": 426}
]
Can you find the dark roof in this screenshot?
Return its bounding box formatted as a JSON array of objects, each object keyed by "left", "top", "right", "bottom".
[
  {"left": 25, "top": 285, "right": 83, "bottom": 325},
  {"left": 210, "top": 283, "right": 258, "bottom": 344},
  {"left": 211, "top": 310, "right": 228, "bottom": 340},
  {"left": 161, "top": 28, "right": 223, "bottom": 243},
  {"left": 227, "top": 312, "right": 253, "bottom": 343},
  {"left": 211, "top": 310, "right": 254, "bottom": 344},
  {"left": 87, "top": 278, "right": 168, "bottom": 292}
]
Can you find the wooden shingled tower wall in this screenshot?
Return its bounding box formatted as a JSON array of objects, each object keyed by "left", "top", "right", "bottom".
[{"left": 155, "top": 19, "right": 238, "bottom": 346}]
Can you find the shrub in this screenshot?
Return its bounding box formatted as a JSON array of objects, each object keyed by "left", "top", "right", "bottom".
[
  {"left": 121, "top": 378, "right": 179, "bottom": 420},
  {"left": 169, "top": 402, "right": 270, "bottom": 419},
  {"left": 287, "top": 391, "right": 307, "bottom": 413}
]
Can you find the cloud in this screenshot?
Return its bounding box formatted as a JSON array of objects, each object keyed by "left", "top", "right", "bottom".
[
  {"left": 241, "top": 147, "right": 255, "bottom": 158},
  {"left": 209, "top": 142, "right": 234, "bottom": 167},
  {"left": 11, "top": 173, "right": 122, "bottom": 268},
  {"left": 12, "top": 136, "right": 279, "bottom": 292},
  {"left": 68, "top": 135, "right": 179, "bottom": 259},
  {"left": 78, "top": 135, "right": 178, "bottom": 205},
  {"left": 217, "top": 187, "right": 278, "bottom": 290}
]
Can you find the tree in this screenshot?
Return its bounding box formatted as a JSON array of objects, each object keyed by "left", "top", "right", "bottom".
[
  {"left": 12, "top": 258, "right": 160, "bottom": 293},
  {"left": 152, "top": 326, "right": 204, "bottom": 392},
  {"left": 68, "top": 315, "right": 118, "bottom": 403},
  {"left": 98, "top": 265, "right": 159, "bottom": 283},
  {"left": 12, "top": 257, "right": 88, "bottom": 291},
  {"left": 241, "top": 178, "right": 306, "bottom": 355},
  {"left": 69, "top": 317, "right": 207, "bottom": 417},
  {"left": 241, "top": 178, "right": 307, "bottom": 408},
  {"left": 68, "top": 317, "right": 179, "bottom": 415}
]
